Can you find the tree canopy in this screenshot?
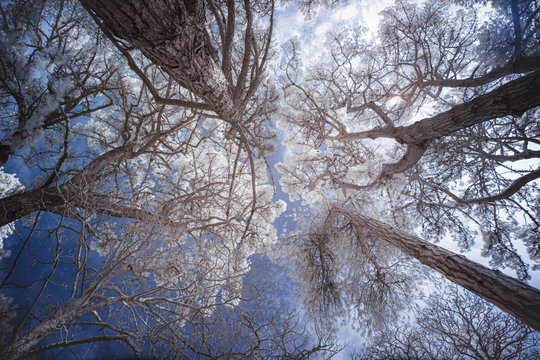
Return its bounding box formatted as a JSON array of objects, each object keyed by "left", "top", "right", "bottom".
[{"left": 0, "top": 0, "right": 539, "bottom": 359}]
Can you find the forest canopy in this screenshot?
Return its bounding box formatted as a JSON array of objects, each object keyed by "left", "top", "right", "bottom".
[{"left": 0, "top": 0, "right": 539, "bottom": 359}]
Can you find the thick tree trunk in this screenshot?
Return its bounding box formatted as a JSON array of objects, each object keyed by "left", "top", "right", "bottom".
[
  {"left": 341, "top": 69, "right": 540, "bottom": 144},
  {"left": 80, "top": 0, "right": 240, "bottom": 123},
  {"left": 0, "top": 186, "right": 65, "bottom": 227},
  {"left": 395, "top": 69, "right": 540, "bottom": 144},
  {"left": 333, "top": 206, "right": 540, "bottom": 331},
  {"left": 0, "top": 145, "right": 137, "bottom": 226},
  {"left": 0, "top": 186, "right": 179, "bottom": 227}
]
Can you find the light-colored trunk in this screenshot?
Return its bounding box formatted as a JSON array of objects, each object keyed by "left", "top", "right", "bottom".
[{"left": 333, "top": 206, "right": 540, "bottom": 331}]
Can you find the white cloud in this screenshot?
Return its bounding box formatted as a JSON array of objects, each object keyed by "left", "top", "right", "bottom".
[
  {"left": 274, "top": 3, "right": 305, "bottom": 46},
  {"left": 274, "top": 0, "right": 395, "bottom": 68},
  {"left": 331, "top": 3, "right": 359, "bottom": 22}
]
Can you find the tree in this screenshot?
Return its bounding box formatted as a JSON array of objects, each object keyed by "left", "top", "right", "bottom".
[
  {"left": 0, "top": 220, "right": 335, "bottom": 359},
  {"left": 0, "top": 0, "right": 334, "bottom": 358},
  {"left": 360, "top": 285, "right": 540, "bottom": 360},
  {"left": 276, "top": 0, "right": 540, "bottom": 336},
  {"left": 278, "top": 0, "right": 540, "bottom": 278},
  {"left": 2, "top": 0, "right": 539, "bottom": 356},
  {"left": 1, "top": 0, "right": 279, "bottom": 228},
  {"left": 0, "top": 0, "right": 116, "bottom": 166},
  {"left": 80, "top": 0, "right": 276, "bottom": 133},
  {"left": 296, "top": 205, "right": 540, "bottom": 332}
]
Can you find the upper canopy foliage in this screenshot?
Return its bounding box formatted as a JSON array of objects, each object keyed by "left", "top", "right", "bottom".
[
  {"left": 0, "top": 0, "right": 539, "bottom": 358},
  {"left": 278, "top": 0, "right": 540, "bottom": 280}
]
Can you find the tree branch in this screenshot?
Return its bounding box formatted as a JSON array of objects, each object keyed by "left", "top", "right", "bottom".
[
  {"left": 348, "top": 101, "right": 395, "bottom": 127},
  {"left": 420, "top": 56, "right": 539, "bottom": 88},
  {"left": 460, "top": 168, "right": 540, "bottom": 204}
]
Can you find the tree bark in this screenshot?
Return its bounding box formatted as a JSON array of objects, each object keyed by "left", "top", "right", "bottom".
[
  {"left": 0, "top": 186, "right": 65, "bottom": 227},
  {"left": 0, "top": 144, "right": 138, "bottom": 226},
  {"left": 332, "top": 205, "right": 540, "bottom": 331},
  {"left": 0, "top": 184, "right": 184, "bottom": 227},
  {"left": 341, "top": 69, "right": 540, "bottom": 144},
  {"left": 80, "top": 0, "right": 240, "bottom": 123},
  {"left": 395, "top": 69, "right": 540, "bottom": 145},
  {"left": 335, "top": 70, "right": 540, "bottom": 181}
]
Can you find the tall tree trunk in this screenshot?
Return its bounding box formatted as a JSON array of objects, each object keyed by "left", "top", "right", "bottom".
[
  {"left": 80, "top": 0, "right": 240, "bottom": 123},
  {"left": 332, "top": 205, "right": 540, "bottom": 331}
]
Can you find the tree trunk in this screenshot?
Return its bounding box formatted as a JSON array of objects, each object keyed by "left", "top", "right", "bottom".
[
  {"left": 80, "top": 0, "right": 240, "bottom": 123},
  {"left": 333, "top": 205, "right": 540, "bottom": 331},
  {"left": 0, "top": 186, "right": 65, "bottom": 227},
  {"left": 395, "top": 69, "right": 540, "bottom": 144},
  {"left": 341, "top": 69, "right": 540, "bottom": 144},
  {"left": 0, "top": 145, "right": 136, "bottom": 226},
  {"left": 339, "top": 69, "right": 540, "bottom": 182}
]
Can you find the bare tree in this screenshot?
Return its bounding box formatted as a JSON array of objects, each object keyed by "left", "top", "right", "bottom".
[
  {"left": 0, "top": 0, "right": 116, "bottom": 166},
  {"left": 360, "top": 285, "right": 540, "bottom": 360},
  {"left": 0, "top": 218, "right": 336, "bottom": 359}
]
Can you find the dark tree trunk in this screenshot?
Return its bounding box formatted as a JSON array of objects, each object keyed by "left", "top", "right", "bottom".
[
  {"left": 0, "top": 186, "right": 65, "bottom": 227},
  {"left": 80, "top": 0, "right": 240, "bottom": 122},
  {"left": 333, "top": 206, "right": 540, "bottom": 331},
  {"left": 0, "top": 145, "right": 136, "bottom": 226}
]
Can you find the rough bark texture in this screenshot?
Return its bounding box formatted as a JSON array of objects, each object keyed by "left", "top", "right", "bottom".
[
  {"left": 333, "top": 206, "right": 540, "bottom": 331},
  {"left": 0, "top": 144, "right": 136, "bottom": 226},
  {"left": 396, "top": 69, "right": 540, "bottom": 144},
  {"left": 342, "top": 69, "right": 540, "bottom": 144},
  {"left": 80, "top": 0, "right": 240, "bottom": 122},
  {"left": 0, "top": 185, "right": 176, "bottom": 228},
  {"left": 0, "top": 186, "right": 65, "bottom": 227}
]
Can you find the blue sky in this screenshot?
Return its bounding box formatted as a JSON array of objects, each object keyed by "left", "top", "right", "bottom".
[{"left": 1, "top": 0, "right": 539, "bottom": 358}]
